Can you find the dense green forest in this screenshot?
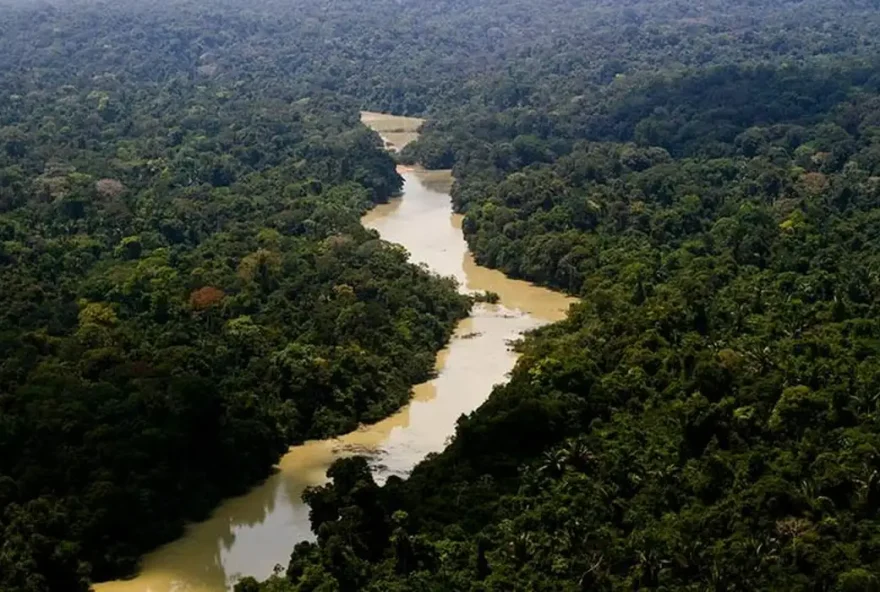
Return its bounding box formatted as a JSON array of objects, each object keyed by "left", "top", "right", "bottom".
[
  {"left": 0, "top": 4, "right": 474, "bottom": 590},
  {"left": 5, "top": 0, "right": 880, "bottom": 590},
  {"left": 249, "top": 1, "right": 880, "bottom": 592}
]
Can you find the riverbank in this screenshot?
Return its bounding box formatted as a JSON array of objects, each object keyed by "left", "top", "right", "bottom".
[{"left": 94, "top": 112, "right": 574, "bottom": 592}]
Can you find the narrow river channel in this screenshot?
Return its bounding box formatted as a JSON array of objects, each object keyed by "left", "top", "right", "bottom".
[{"left": 94, "top": 112, "right": 574, "bottom": 592}]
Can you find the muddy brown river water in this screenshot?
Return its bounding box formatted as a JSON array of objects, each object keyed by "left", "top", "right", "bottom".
[{"left": 94, "top": 112, "right": 574, "bottom": 592}]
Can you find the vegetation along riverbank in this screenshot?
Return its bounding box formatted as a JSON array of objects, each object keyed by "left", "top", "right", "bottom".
[{"left": 4, "top": 0, "right": 880, "bottom": 590}]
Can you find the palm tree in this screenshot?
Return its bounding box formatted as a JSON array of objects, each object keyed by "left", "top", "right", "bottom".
[
  {"left": 798, "top": 479, "right": 835, "bottom": 517},
  {"left": 561, "top": 438, "right": 595, "bottom": 472},
  {"left": 537, "top": 448, "right": 568, "bottom": 478}
]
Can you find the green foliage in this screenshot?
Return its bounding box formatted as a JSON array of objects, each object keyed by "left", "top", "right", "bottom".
[
  {"left": 5, "top": 0, "right": 880, "bottom": 589},
  {"left": 0, "top": 9, "right": 470, "bottom": 588},
  {"left": 224, "top": 0, "right": 880, "bottom": 591}
]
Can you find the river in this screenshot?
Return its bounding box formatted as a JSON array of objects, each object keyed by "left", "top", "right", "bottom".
[{"left": 94, "top": 112, "right": 574, "bottom": 592}]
